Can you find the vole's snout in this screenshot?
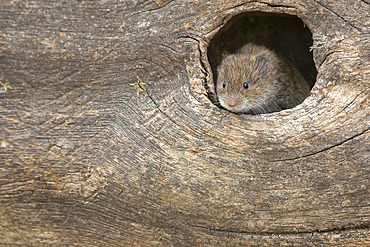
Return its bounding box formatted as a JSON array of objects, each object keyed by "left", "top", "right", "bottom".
[{"left": 226, "top": 95, "right": 242, "bottom": 108}]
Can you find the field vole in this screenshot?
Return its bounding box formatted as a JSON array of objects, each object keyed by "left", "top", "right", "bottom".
[{"left": 216, "top": 43, "right": 310, "bottom": 114}]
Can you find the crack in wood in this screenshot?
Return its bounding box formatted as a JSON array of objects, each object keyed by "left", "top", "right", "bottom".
[
  {"left": 203, "top": 13, "right": 231, "bottom": 37},
  {"left": 337, "top": 90, "right": 366, "bottom": 114},
  {"left": 128, "top": 0, "right": 174, "bottom": 18},
  {"left": 176, "top": 34, "right": 212, "bottom": 102},
  {"left": 269, "top": 128, "right": 369, "bottom": 162},
  {"left": 143, "top": 88, "right": 181, "bottom": 129},
  {"left": 317, "top": 50, "right": 337, "bottom": 69},
  {"left": 176, "top": 34, "right": 209, "bottom": 84},
  {"left": 186, "top": 222, "right": 370, "bottom": 236},
  {"left": 226, "top": 1, "right": 296, "bottom": 11},
  {"left": 313, "top": 0, "right": 364, "bottom": 34}
]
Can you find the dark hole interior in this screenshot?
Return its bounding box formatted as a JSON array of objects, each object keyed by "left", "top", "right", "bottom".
[{"left": 207, "top": 12, "right": 317, "bottom": 112}]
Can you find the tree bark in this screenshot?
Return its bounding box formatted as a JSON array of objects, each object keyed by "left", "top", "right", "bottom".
[{"left": 0, "top": 0, "right": 369, "bottom": 245}]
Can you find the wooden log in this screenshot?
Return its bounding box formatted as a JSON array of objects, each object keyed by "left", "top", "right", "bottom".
[{"left": 0, "top": 0, "right": 369, "bottom": 245}]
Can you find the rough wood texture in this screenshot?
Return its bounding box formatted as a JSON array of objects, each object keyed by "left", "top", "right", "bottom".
[{"left": 1, "top": 0, "right": 369, "bottom": 245}]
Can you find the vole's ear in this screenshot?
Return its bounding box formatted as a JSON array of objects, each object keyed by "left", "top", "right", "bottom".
[
  {"left": 256, "top": 52, "right": 269, "bottom": 67},
  {"left": 255, "top": 51, "right": 275, "bottom": 73}
]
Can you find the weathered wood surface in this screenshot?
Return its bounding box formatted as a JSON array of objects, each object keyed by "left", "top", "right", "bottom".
[{"left": 0, "top": 0, "right": 369, "bottom": 245}]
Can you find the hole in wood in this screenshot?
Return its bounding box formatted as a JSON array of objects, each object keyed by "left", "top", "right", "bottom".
[{"left": 208, "top": 12, "right": 317, "bottom": 115}]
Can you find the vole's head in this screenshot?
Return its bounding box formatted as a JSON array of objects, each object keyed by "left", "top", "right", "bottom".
[{"left": 216, "top": 44, "right": 281, "bottom": 114}]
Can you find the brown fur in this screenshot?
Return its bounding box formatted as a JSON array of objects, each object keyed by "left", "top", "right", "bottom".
[{"left": 216, "top": 43, "right": 310, "bottom": 114}]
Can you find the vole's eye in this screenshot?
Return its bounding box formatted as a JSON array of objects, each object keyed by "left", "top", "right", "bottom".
[
  {"left": 242, "top": 81, "right": 249, "bottom": 90},
  {"left": 223, "top": 82, "right": 226, "bottom": 88}
]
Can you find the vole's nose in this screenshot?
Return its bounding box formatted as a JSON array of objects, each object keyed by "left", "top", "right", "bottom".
[{"left": 227, "top": 95, "right": 241, "bottom": 107}]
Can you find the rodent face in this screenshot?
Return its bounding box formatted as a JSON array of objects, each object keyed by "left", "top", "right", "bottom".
[{"left": 216, "top": 45, "right": 281, "bottom": 114}]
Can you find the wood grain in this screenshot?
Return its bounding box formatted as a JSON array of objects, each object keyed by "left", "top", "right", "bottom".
[{"left": 0, "top": 0, "right": 369, "bottom": 245}]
